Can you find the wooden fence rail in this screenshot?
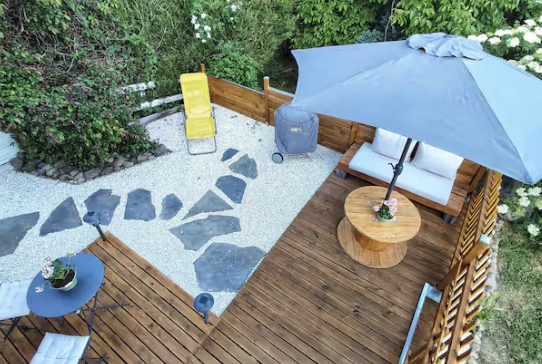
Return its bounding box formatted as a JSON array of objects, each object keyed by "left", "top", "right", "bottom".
[{"left": 408, "top": 170, "right": 502, "bottom": 364}]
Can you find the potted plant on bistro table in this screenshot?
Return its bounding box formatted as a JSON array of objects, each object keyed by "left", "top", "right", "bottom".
[
  {"left": 38, "top": 253, "right": 78, "bottom": 292},
  {"left": 373, "top": 198, "right": 397, "bottom": 223}
]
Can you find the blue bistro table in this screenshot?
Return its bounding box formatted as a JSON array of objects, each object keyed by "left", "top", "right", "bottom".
[{"left": 26, "top": 253, "right": 132, "bottom": 348}]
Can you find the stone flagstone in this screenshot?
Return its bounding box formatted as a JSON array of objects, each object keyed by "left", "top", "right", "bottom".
[
  {"left": 169, "top": 215, "right": 241, "bottom": 251},
  {"left": 124, "top": 189, "right": 156, "bottom": 221},
  {"left": 216, "top": 175, "right": 246, "bottom": 204},
  {"left": 84, "top": 189, "right": 120, "bottom": 225},
  {"left": 194, "top": 242, "right": 265, "bottom": 292},
  {"left": 221, "top": 148, "right": 239, "bottom": 162},
  {"left": 229, "top": 154, "right": 258, "bottom": 179},
  {"left": 40, "top": 197, "right": 82, "bottom": 236},
  {"left": 183, "top": 190, "right": 232, "bottom": 220},
  {"left": 0, "top": 212, "right": 40, "bottom": 257},
  {"left": 160, "top": 194, "right": 183, "bottom": 220}
]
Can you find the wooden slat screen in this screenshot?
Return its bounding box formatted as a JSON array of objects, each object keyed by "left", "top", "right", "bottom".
[{"left": 408, "top": 171, "right": 502, "bottom": 364}]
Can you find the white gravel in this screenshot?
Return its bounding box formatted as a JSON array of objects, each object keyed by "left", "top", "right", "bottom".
[{"left": 0, "top": 105, "right": 341, "bottom": 315}]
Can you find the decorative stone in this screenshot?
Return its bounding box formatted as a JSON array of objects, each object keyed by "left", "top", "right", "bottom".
[
  {"left": 142, "top": 152, "right": 153, "bottom": 158},
  {"left": 105, "top": 157, "right": 115, "bottom": 163},
  {"left": 148, "top": 156, "right": 156, "bottom": 161},
  {"left": 84, "top": 168, "right": 102, "bottom": 180},
  {"left": 154, "top": 144, "right": 170, "bottom": 156},
  {"left": 124, "top": 189, "right": 156, "bottom": 221},
  {"left": 0, "top": 212, "right": 40, "bottom": 257},
  {"left": 40, "top": 197, "right": 82, "bottom": 236},
  {"left": 113, "top": 166, "right": 122, "bottom": 172},
  {"left": 216, "top": 175, "right": 246, "bottom": 204},
  {"left": 160, "top": 194, "right": 183, "bottom": 220},
  {"left": 69, "top": 170, "right": 79, "bottom": 177},
  {"left": 43, "top": 164, "right": 54, "bottom": 172},
  {"left": 123, "top": 161, "right": 134, "bottom": 168},
  {"left": 194, "top": 242, "right": 265, "bottom": 292},
  {"left": 53, "top": 160, "right": 66, "bottom": 169},
  {"left": 46, "top": 168, "right": 57, "bottom": 177},
  {"left": 36, "top": 167, "right": 46, "bottom": 176},
  {"left": 84, "top": 189, "right": 120, "bottom": 225},
  {"left": 113, "top": 156, "right": 126, "bottom": 167},
  {"left": 221, "top": 148, "right": 239, "bottom": 162},
  {"left": 101, "top": 167, "right": 114, "bottom": 176},
  {"left": 229, "top": 154, "right": 258, "bottom": 179},
  {"left": 59, "top": 175, "right": 71, "bottom": 182},
  {"left": 170, "top": 215, "right": 241, "bottom": 251},
  {"left": 9, "top": 157, "right": 24, "bottom": 170},
  {"left": 137, "top": 155, "right": 148, "bottom": 163},
  {"left": 183, "top": 190, "right": 232, "bottom": 220}
]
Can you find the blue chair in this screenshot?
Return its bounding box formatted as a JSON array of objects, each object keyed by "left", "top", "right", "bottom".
[{"left": 0, "top": 279, "right": 33, "bottom": 341}]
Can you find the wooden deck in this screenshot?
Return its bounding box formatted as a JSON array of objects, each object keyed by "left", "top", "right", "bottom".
[
  {"left": 193, "top": 174, "right": 464, "bottom": 364},
  {"left": 0, "top": 234, "right": 218, "bottom": 364},
  {"left": 1, "top": 174, "right": 464, "bottom": 364}
]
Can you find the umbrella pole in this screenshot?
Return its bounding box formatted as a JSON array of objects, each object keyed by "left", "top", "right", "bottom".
[{"left": 384, "top": 138, "right": 413, "bottom": 201}]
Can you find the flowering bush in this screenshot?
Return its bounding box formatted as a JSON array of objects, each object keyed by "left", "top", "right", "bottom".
[
  {"left": 499, "top": 184, "right": 542, "bottom": 241},
  {"left": 373, "top": 198, "right": 398, "bottom": 220},
  {"left": 468, "top": 16, "right": 542, "bottom": 79}
]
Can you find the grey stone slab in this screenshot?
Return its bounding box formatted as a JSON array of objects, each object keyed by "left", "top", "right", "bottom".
[
  {"left": 216, "top": 175, "right": 246, "bottom": 204},
  {"left": 221, "top": 148, "right": 239, "bottom": 162},
  {"left": 194, "top": 242, "right": 265, "bottom": 292},
  {"left": 229, "top": 154, "right": 258, "bottom": 179},
  {"left": 183, "top": 190, "right": 232, "bottom": 220},
  {"left": 124, "top": 189, "right": 156, "bottom": 221},
  {"left": 169, "top": 215, "right": 241, "bottom": 251},
  {"left": 160, "top": 194, "right": 183, "bottom": 220},
  {"left": 0, "top": 212, "right": 40, "bottom": 257},
  {"left": 84, "top": 189, "right": 121, "bottom": 225},
  {"left": 40, "top": 197, "right": 82, "bottom": 236}
]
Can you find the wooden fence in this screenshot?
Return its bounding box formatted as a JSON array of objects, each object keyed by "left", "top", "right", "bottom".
[{"left": 407, "top": 170, "right": 502, "bottom": 364}]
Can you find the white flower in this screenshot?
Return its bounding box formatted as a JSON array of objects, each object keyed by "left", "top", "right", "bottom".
[
  {"left": 195, "top": 33, "right": 201, "bottom": 38},
  {"left": 202, "top": 39, "right": 206, "bottom": 43},
  {"left": 527, "top": 224, "right": 540, "bottom": 237},
  {"left": 468, "top": 35, "right": 478, "bottom": 40},
  {"left": 231, "top": 4, "right": 237, "bottom": 11},
  {"left": 201, "top": 13, "right": 207, "bottom": 19},
  {"left": 525, "top": 19, "right": 537, "bottom": 27},
  {"left": 535, "top": 66, "right": 542, "bottom": 73},
  {"left": 516, "top": 187, "right": 528, "bottom": 196},
  {"left": 535, "top": 199, "right": 542, "bottom": 210},
  {"left": 495, "top": 29, "right": 506, "bottom": 36},
  {"left": 191, "top": 15, "right": 197, "bottom": 24},
  {"left": 519, "top": 196, "right": 531, "bottom": 207},
  {"left": 489, "top": 37, "right": 501, "bottom": 45},
  {"left": 497, "top": 204, "right": 509, "bottom": 214},
  {"left": 194, "top": 23, "right": 200, "bottom": 29},
  {"left": 204, "top": 25, "right": 211, "bottom": 31},
  {"left": 518, "top": 65, "right": 527, "bottom": 70},
  {"left": 528, "top": 61, "right": 540, "bottom": 69},
  {"left": 537, "top": 48, "right": 542, "bottom": 54},
  {"left": 478, "top": 34, "right": 488, "bottom": 42},
  {"left": 508, "top": 37, "right": 520, "bottom": 47},
  {"left": 540, "top": 15, "right": 542, "bottom": 23},
  {"left": 522, "top": 55, "right": 535, "bottom": 62},
  {"left": 524, "top": 32, "right": 541, "bottom": 43},
  {"left": 517, "top": 26, "right": 530, "bottom": 33},
  {"left": 230, "top": 17, "right": 234, "bottom": 20},
  {"left": 206, "top": 32, "right": 211, "bottom": 38},
  {"left": 227, "top": 0, "right": 230, "bottom": 2},
  {"left": 528, "top": 187, "right": 542, "bottom": 196},
  {"left": 508, "top": 59, "right": 519, "bottom": 65}
]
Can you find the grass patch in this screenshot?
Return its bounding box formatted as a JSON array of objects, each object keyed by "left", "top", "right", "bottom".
[{"left": 480, "top": 224, "right": 542, "bottom": 364}]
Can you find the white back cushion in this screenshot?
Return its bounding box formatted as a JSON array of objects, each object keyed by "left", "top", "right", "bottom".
[
  {"left": 371, "top": 128, "right": 416, "bottom": 160},
  {"left": 412, "top": 142, "right": 464, "bottom": 180}
]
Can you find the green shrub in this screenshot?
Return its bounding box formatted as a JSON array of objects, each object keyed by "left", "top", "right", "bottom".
[
  {"left": 292, "top": 0, "right": 383, "bottom": 48},
  {"left": 0, "top": 47, "right": 155, "bottom": 169},
  {"left": 207, "top": 41, "right": 260, "bottom": 88},
  {"left": 356, "top": 29, "right": 384, "bottom": 43}
]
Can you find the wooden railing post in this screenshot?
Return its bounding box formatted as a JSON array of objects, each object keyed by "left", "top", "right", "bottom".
[
  {"left": 264, "top": 76, "right": 270, "bottom": 124},
  {"left": 437, "top": 235, "right": 491, "bottom": 290},
  {"left": 200, "top": 63, "right": 206, "bottom": 73},
  {"left": 349, "top": 123, "right": 358, "bottom": 146}
]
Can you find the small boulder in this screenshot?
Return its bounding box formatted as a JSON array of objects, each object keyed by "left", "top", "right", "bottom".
[
  {"left": 69, "top": 169, "right": 79, "bottom": 177},
  {"left": 154, "top": 144, "right": 171, "bottom": 156},
  {"left": 59, "top": 175, "right": 71, "bottom": 182},
  {"left": 101, "top": 167, "right": 114, "bottom": 176},
  {"left": 53, "top": 160, "right": 66, "bottom": 169},
  {"left": 84, "top": 168, "right": 102, "bottom": 180},
  {"left": 123, "top": 161, "right": 134, "bottom": 168},
  {"left": 46, "top": 168, "right": 57, "bottom": 177},
  {"left": 105, "top": 157, "right": 115, "bottom": 163},
  {"left": 137, "top": 155, "right": 148, "bottom": 163},
  {"left": 43, "top": 164, "right": 54, "bottom": 172},
  {"left": 113, "top": 156, "right": 125, "bottom": 167},
  {"left": 9, "top": 157, "right": 24, "bottom": 170}
]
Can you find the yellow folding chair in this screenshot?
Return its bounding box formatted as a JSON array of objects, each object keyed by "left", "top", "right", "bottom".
[{"left": 179, "top": 73, "right": 217, "bottom": 155}]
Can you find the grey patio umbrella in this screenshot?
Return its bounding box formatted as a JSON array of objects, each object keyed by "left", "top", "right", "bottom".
[{"left": 292, "top": 33, "right": 542, "bottom": 199}]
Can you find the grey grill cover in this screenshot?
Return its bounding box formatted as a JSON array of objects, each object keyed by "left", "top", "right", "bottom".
[{"left": 275, "top": 102, "right": 319, "bottom": 154}]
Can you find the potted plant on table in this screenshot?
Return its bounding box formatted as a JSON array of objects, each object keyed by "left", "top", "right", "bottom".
[
  {"left": 373, "top": 198, "right": 397, "bottom": 223},
  {"left": 41, "top": 253, "right": 78, "bottom": 291}
]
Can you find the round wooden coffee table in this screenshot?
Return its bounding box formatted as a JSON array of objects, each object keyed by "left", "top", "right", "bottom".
[{"left": 337, "top": 186, "right": 421, "bottom": 268}]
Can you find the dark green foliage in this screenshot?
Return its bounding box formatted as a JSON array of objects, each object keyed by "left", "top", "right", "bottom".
[
  {"left": 208, "top": 41, "right": 260, "bottom": 88},
  {"left": 356, "top": 29, "right": 384, "bottom": 43}
]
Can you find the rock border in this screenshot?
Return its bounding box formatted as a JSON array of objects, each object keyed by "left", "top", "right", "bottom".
[
  {"left": 9, "top": 144, "right": 171, "bottom": 184},
  {"left": 467, "top": 220, "right": 502, "bottom": 364}
]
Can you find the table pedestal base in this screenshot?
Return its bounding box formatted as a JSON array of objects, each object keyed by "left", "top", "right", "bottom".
[{"left": 337, "top": 217, "right": 407, "bottom": 268}]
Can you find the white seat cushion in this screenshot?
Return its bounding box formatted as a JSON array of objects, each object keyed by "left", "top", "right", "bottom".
[
  {"left": 30, "top": 333, "right": 90, "bottom": 364},
  {"left": 0, "top": 280, "right": 32, "bottom": 320},
  {"left": 411, "top": 142, "right": 464, "bottom": 180},
  {"left": 371, "top": 128, "right": 417, "bottom": 160},
  {"left": 349, "top": 143, "right": 455, "bottom": 205}
]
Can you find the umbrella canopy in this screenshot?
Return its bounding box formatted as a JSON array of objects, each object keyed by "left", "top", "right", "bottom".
[{"left": 292, "top": 33, "right": 542, "bottom": 184}]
